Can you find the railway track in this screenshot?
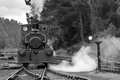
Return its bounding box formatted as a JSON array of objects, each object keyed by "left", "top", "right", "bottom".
[
  {"left": 101, "top": 60, "right": 120, "bottom": 74},
  {"left": 5, "top": 66, "right": 90, "bottom": 80},
  {"left": 47, "top": 69, "right": 90, "bottom": 80},
  {"left": 6, "top": 67, "right": 44, "bottom": 80},
  {"left": 0, "top": 56, "right": 90, "bottom": 80},
  {"left": 2, "top": 56, "right": 120, "bottom": 80}
]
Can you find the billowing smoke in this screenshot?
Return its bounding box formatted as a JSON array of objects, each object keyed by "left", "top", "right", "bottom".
[
  {"left": 49, "top": 46, "right": 97, "bottom": 72},
  {"left": 30, "top": 0, "right": 44, "bottom": 20},
  {"left": 100, "top": 35, "right": 120, "bottom": 61}
]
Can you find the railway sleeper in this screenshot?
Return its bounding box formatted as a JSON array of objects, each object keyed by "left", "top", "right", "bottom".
[{"left": 101, "top": 68, "right": 120, "bottom": 74}]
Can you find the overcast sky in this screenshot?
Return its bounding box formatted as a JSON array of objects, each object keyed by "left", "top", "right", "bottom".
[{"left": 0, "top": 0, "right": 31, "bottom": 24}]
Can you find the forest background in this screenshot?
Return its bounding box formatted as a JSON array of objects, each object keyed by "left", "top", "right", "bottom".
[{"left": 0, "top": 0, "right": 120, "bottom": 53}]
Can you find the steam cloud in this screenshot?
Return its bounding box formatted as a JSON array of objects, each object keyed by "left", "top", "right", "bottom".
[
  {"left": 49, "top": 46, "right": 97, "bottom": 72},
  {"left": 49, "top": 35, "right": 120, "bottom": 72},
  {"left": 100, "top": 35, "right": 120, "bottom": 61}
]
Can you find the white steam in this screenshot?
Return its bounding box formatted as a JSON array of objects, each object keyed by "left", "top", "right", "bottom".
[
  {"left": 49, "top": 46, "right": 97, "bottom": 72},
  {"left": 100, "top": 35, "right": 120, "bottom": 61},
  {"left": 49, "top": 35, "right": 120, "bottom": 72}
]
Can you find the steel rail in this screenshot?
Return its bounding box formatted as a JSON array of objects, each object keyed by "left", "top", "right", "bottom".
[
  {"left": 7, "top": 59, "right": 120, "bottom": 80},
  {"left": 6, "top": 67, "right": 24, "bottom": 80},
  {"left": 40, "top": 67, "right": 47, "bottom": 80},
  {"left": 48, "top": 69, "right": 91, "bottom": 80},
  {"left": 6, "top": 67, "right": 40, "bottom": 80}
]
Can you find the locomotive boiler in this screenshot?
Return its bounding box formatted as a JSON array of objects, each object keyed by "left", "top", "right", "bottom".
[{"left": 18, "top": 23, "right": 53, "bottom": 64}]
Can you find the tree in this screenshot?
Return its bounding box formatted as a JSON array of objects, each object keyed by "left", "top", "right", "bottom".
[
  {"left": 70, "top": 0, "right": 91, "bottom": 43},
  {"left": 88, "top": 0, "right": 119, "bottom": 37},
  {"left": 0, "top": 17, "right": 21, "bottom": 48},
  {"left": 40, "top": 0, "right": 91, "bottom": 48}
]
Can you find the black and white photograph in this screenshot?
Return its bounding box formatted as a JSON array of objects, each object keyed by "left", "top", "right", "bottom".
[{"left": 0, "top": 0, "right": 120, "bottom": 80}]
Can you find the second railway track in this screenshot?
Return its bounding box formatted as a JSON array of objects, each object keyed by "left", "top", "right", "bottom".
[{"left": 101, "top": 60, "right": 120, "bottom": 74}]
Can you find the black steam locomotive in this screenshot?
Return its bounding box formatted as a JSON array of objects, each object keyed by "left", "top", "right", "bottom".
[{"left": 18, "top": 23, "right": 53, "bottom": 64}]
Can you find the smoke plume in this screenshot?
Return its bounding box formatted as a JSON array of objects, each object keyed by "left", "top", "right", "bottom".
[
  {"left": 30, "top": 0, "right": 44, "bottom": 20},
  {"left": 49, "top": 46, "right": 97, "bottom": 72}
]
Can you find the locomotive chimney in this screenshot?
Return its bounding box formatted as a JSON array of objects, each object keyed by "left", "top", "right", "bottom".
[{"left": 32, "top": 23, "right": 39, "bottom": 32}]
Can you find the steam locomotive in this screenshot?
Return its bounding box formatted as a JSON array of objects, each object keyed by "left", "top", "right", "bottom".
[{"left": 18, "top": 23, "right": 53, "bottom": 65}]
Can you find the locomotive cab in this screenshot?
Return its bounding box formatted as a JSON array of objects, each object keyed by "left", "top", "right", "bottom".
[{"left": 18, "top": 23, "right": 53, "bottom": 64}]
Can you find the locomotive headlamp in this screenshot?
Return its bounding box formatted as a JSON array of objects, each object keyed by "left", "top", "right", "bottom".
[
  {"left": 23, "top": 26, "right": 28, "bottom": 31},
  {"left": 42, "top": 26, "right": 47, "bottom": 31}
]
